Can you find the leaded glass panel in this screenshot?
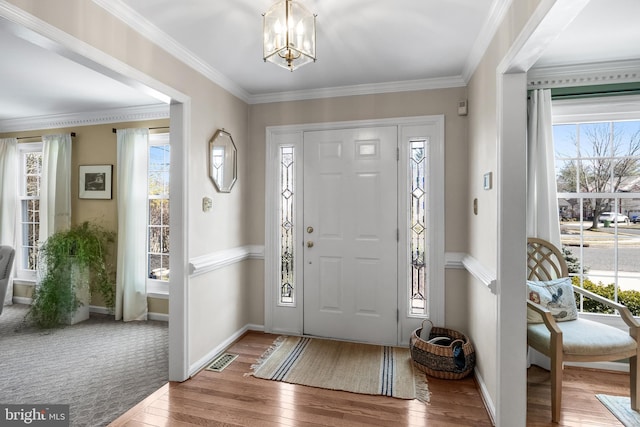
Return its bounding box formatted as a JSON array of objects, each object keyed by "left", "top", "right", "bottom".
[
  {"left": 280, "top": 146, "right": 295, "bottom": 304},
  {"left": 410, "top": 139, "right": 427, "bottom": 315}
]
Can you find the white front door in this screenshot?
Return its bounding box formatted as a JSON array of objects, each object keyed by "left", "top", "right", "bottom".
[{"left": 302, "top": 126, "right": 398, "bottom": 344}]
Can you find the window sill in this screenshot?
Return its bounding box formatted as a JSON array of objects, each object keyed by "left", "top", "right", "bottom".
[
  {"left": 147, "top": 291, "right": 169, "bottom": 300},
  {"left": 147, "top": 280, "right": 169, "bottom": 299}
]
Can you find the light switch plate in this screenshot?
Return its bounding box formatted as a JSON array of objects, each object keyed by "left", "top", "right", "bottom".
[{"left": 483, "top": 172, "right": 492, "bottom": 190}]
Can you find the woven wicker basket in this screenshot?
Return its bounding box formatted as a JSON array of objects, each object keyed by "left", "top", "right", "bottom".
[{"left": 410, "top": 320, "right": 475, "bottom": 380}]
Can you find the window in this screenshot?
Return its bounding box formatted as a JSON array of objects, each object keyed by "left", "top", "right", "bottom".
[
  {"left": 554, "top": 115, "right": 640, "bottom": 314},
  {"left": 278, "top": 146, "right": 295, "bottom": 305},
  {"left": 147, "top": 133, "right": 170, "bottom": 293},
  {"left": 17, "top": 142, "right": 42, "bottom": 280},
  {"left": 409, "top": 139, "right": 427, "bottom": 315}
]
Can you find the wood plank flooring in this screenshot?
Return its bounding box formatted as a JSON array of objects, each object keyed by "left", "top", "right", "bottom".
[{"left": 110, "top": 331, "right": 630, "bottom": 426}]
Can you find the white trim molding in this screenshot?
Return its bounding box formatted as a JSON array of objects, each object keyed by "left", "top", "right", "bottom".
[
  {"left": 249, "top": 77, "right": 466, "bottom": 105},
  {"left": 474, "top": 367, "right": 497, "bottom": 426},
  {"left": 462, "top": 255, "right": 497, "bottom": 294},
  {"left": 0, "top": 104, "right": 169, "bottom": 132},
  {"left": 528, "top": 59, "right": 640, "bottom": 90},
  {"left": 445, "top": 252, "right": 466, "bottom": 269},
  {"left": 188, "top": 245, "right": 264, "bottom": 277}
]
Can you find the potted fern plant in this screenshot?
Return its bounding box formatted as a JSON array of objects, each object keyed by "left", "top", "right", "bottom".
[{"left": 27, "top": 221, "right": 116, "bottom": 328}]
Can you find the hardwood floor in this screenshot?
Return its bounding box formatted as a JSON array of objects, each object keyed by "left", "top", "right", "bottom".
[{"left": 110, "top": 331, "right": 630, "bottom": 426}]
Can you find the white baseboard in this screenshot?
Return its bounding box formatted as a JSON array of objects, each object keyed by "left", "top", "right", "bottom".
[
  {"left": 474, "top": 367, "right": 496, "bottom": 426},
  {"left": 188, "top": 323, "right": 265, "bottom": 377},
  {"left": 11, "top": 299, "right": 168, "bottom": 322},
  {"left": 148, "top": 312, "right": 169, "bottom": 322},
  {"left": 12, "top": 296, "right": 32, "bottom": 305}
]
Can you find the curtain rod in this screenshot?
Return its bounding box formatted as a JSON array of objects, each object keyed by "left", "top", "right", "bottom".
[
  {"left": 112, "top": 126, "right": 169, "bottom": 133},
  {"left": 16, "top": 132, "right": 76, "bottom": 140}
]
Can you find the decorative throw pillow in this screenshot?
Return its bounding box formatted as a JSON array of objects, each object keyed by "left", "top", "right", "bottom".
[{"left": 526, "top": 277, "right": 578, "bottom": 323}]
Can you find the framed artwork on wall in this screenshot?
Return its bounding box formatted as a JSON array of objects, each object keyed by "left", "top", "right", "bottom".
[{"left": 79, "top": 164, "right": 113, "bottom": 199}]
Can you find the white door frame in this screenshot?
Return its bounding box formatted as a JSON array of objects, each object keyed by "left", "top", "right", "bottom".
[
  {"left": 494, "top": 1, "right": 590, "bottom": 425},
  {"left": 264, "top": 115, "right": 445, "bottom": 345}
]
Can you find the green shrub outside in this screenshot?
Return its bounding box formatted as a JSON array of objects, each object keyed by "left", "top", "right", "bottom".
[
  {"left": 572, "top": 276, "right": 640, "bottom": 316},
  {"left": 562, "top": 245, "right": 640, "bottom": 316}
]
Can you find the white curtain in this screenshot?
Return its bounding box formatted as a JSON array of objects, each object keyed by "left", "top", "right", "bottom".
[
  {"left": 527, "top": 89, "right": 561, "bottom": 249},
  {"left": 0, "top": 138, "right": 18, "bottom": 305},
  {"left": 116, "top": 128, "right": 149, "bottom": 321},
  {"left": 39, "top": 134, "right": 72, "bottom": 242}
]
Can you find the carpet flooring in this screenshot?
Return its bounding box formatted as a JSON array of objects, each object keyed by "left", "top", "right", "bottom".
[
  {"left": 251, "top": 336, "right": 430, "bottom": 403},
  {"left": 0, "top": 303, "right": 168, "bottom": 426}
]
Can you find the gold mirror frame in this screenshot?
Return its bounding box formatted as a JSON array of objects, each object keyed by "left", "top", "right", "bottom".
[{"left": 208, "top": 129, "right": 237, "bottom": 193}]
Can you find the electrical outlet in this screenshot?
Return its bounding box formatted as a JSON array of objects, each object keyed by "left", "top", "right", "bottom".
[{"left": 202, "top": 197, "right": 213, "bottom": 212}]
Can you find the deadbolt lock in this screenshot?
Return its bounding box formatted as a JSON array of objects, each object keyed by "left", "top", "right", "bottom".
[{"left": 307, "top": 226, "right": 314, "bottom": 233}]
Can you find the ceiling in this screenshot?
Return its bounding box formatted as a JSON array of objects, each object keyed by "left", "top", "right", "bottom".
[{"left": 0, "top": 0, "right": 639, "bottom": 130}]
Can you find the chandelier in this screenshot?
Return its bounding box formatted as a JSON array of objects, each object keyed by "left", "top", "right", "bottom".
[{"left": 263, "top": 0, "right": 316, "bottom": 71}]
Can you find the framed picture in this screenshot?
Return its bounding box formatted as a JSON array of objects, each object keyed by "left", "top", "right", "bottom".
[{"left": 79, "top": 165, "right": 113, "bottom": 199}]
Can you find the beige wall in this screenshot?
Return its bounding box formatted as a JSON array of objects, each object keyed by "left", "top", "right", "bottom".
[{"left": 466, "top": 0, "right": 542, "bottom": 412}]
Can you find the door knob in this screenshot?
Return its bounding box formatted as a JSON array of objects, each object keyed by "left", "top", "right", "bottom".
[{"left": 306, "top": 241, "right": 314, "bottom": 248}]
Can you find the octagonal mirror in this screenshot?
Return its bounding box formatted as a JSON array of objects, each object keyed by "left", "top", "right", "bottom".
[{"left": 209, "top": 129, "right": 237, "bottom": 192}]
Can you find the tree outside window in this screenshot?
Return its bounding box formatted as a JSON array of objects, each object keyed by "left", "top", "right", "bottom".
[
  {"left": 555, "top": 120, "right": 640, "bottom": 313},
  {"left": 148, "top": 137, "right": 170, "bottom": 283}
]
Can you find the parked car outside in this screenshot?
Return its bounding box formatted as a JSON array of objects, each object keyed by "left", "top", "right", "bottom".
[
  {"left": 632, "top": 215, "right": 640, "bottom": 224},
  {"left": 598, "top": 212, "right": 630, "bottom": 224}
]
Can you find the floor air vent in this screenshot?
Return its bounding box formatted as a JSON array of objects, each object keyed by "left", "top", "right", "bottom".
[{"left": 205, "top": 353, "right": 238, "bottom": 372}]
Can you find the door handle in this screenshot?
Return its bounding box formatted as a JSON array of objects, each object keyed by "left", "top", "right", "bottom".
[{"left": 306, "top": 241, "right": 314, "bottom": 248}]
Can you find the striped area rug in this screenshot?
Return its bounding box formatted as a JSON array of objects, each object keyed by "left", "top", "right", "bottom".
[{"left": 250, "top": 336, "right": 429, "bottom": 402}]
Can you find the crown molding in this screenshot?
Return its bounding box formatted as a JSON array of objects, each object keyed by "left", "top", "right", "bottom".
[
  {"left": 92, "top": 0, "right": 250, "bottom": 103},
  {"left": 93, "top": 0, "right": 468, "bottom": 105},
  {"left": 0, "top": 104, "right": 169, "bottom": 133},
  {"left": 462, "top": 0, "right": 514, "bottom": 83},
  {"left": 528, "top": 59, "right": 640, "bottom": 89},
  {"left": 248, "top": 76, "right": 467, "bottom": 104}
]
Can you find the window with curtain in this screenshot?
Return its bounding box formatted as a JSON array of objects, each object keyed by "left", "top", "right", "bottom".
[
  {"left": 17, "top": 142, "right": 42, "bottom": 280},
  {"left": 554, "top": 116, "right": 640, "bottom": 314},
  {"left": 146, "top": 133, "right": 170, "bottom": 295}
]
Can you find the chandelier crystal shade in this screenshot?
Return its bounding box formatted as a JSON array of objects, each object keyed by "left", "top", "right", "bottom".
[{"left": 263, "top": 0, "right": 316, "bottom": 71}]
